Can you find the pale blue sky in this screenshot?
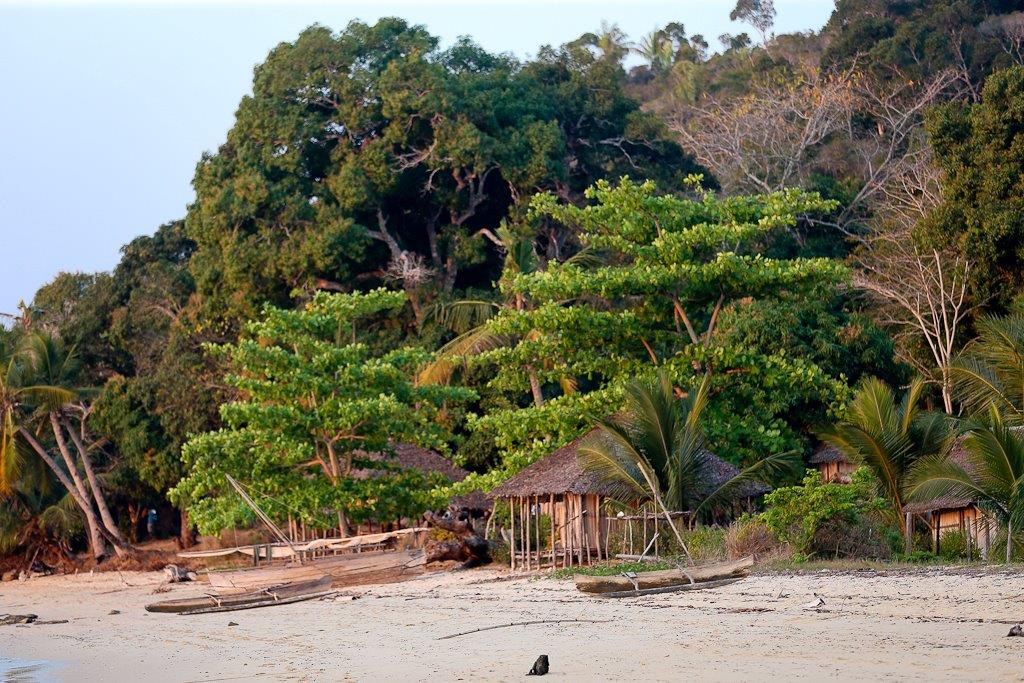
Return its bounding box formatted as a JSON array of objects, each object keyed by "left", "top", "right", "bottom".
[{"left": 0, "top": 1, "right": 834, "bottom": 314}]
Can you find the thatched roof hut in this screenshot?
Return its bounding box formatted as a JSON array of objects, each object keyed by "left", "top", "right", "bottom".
[
  {"left": 809, "top": 444, "right": 855, "bottom": 483},
  {"left": 489, "top": 429, "right": 769, "bottom": 570},
  {"left": 352, "top": 443, "right": 469, "bottom": 482},
  {"left": 902, "top": 438, "right": 990, "bottom": 556}
]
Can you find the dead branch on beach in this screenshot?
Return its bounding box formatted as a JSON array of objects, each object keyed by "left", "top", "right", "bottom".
[{"left": 438, "top": 618, "right": 613, "bottom": 640}]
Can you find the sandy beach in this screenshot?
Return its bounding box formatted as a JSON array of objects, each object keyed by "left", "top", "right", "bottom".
[{"left": 2, "top": 566, "right": 1023, "bottom": 681}]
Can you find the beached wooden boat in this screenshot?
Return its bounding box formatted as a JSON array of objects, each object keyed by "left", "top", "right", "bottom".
[
  {"left": 573, "top": 555, "right": 754, "bottom": 594},
  {"left": 207, "top": 549, "right": 425, "bottom": 593},
  {"left": 145, "top": 576, "right": 333, "bottom": 614}
]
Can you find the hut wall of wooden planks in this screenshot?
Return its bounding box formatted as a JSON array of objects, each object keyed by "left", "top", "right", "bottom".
[
  {"left": 502, "top": 492, "right": 609, "bottom": 570},
  {"left": 489, "top": 433, "right": 620, "bottom": 569}
]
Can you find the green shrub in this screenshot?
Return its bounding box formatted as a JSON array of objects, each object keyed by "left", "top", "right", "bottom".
[
  {"left": 937, "top": 530, "right": 970, "bottom": 561},
  {"left": 988, "top": 529, "right": 1024, "bottom": 562},
  {"left": 759, "top": 467, "right": 888, "bottom": 557}
]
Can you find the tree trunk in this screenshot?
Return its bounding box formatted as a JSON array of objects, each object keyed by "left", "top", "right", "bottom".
[
  {"left": 527, "top": 368, "right": 544, "bottom": 407},
  {"left": 18, "top": 426, "right": 108, "bottom": 561},
  {"left": 64, "top": 419, "right": 129, "bottom": 546},
  {"left": 179, "top": 507, "right": 195, "bottom": 548},
  {"left": 940, "top": 366, "right": 953, "bottom": 414},
  {"left": 423, "top": 509, "right": 491, "bottom": 568}
]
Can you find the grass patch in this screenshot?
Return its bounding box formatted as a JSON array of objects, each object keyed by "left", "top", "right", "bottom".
[{"left": 550, "top": 559, "right": 677, "bottom": 579}]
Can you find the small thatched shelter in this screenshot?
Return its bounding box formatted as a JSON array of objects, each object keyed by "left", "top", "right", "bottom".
[
  {"left": 352, "top": 442, "right": 470, "bottom": 482},
  {"left": 902, "top": 439, "right": 990, "bottom": 557},
  {"left": 489, "top": 429, "right": 770, "bottom": 569},
  {"left": 809, "top": 444, "right": 856, "bottom": 483}
]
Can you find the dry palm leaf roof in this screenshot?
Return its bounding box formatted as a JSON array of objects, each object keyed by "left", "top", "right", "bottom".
[
  {"left": 352, "top": 442, "right": 469, "bottom": 482},
  {"left": 903, "top": 438, "right": 979, "bottom": 514},
  {"left": 489, "top": 428, "right": 769, "bottom": 500}
]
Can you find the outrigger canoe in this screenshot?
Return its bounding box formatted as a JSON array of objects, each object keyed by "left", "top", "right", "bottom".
[
  {"left": 573, "top": 555, "right": 754, "bottom": 594},
  {"left": 207, "top": 549, "right": 426, "bottom": 593},
  {"left": 145, "top": 576, "right": 333, "bottom": 615}
]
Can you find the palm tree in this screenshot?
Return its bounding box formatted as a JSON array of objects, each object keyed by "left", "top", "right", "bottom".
[
  {"left": 595, "top": 21, "right": 630, "bottom": 62},
  {"left": 23, "top": 332, "right": 129, "bottom": 550},
  {"left": 818, "top": 377, "right": 950, "bottom": 547},
  {"left": 577, "top": 371, "right": 798, "bottom": 531},
  {"left": 908, "top": 407, "right": 1024, "bottom": 562},
  {"left": 952, "top": 313, "right": 1024, "bottom": 423},
  {"left": 634, "top": 30, "right": 675, "bottom": 76},
  {"left": 0, "top": 332, "right": 131, "bottom": 560}
]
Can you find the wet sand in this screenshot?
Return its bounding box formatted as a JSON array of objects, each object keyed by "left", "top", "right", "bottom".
[{"left": 2, "top": 566, "right": 1023, "bottom": 681}]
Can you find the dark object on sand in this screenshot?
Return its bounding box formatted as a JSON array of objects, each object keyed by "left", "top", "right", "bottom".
[
  {"left": 164, "top": 564, "right": 192, "bottom": 583},
  {"left": 228, "top": 621, "right": 238, "bottom": 627},
  {"left": 1008, "top": 624, "right": 1023, "bottom": 637},
  {"left": 0, "top": 614, "right": 37, "bottom": 625},
  {"left": 527, "top": 655, "right": 549, "bottom": 676}
]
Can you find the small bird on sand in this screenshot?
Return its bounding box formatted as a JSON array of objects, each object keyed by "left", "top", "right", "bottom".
[
  {"left": 1007, "top": 624, "right": 1023, "bottom": 637},
  {"left": 802, "top": 596, "right": 825, "bottom": 610},
  {"left": 527, "top": 655, "right": 549, "bottom": 676}
]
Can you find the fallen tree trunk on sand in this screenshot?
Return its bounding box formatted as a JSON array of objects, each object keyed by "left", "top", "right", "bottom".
[{"left": 424, "top": 509, "right": 491, "bottom": 568}]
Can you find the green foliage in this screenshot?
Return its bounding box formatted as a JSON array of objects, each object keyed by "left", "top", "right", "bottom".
[
  {"left": 820, "top": 377, "right": 950, "bottom": 531},
  {"left": 759, "top": 467, "right": 886, "bottom": 555},
  {"left": 937, "top": 530, "right": 970, "bottom": 562},
  {"left": 465, "top": 178, "right": 851, "bottom": 484},
  {"left": 186, "top": 19, "right": 703, "bottom": 328},
  {"left": 551, "top": 559, "right": 674, "bottom": 579},
  {"left": 923, "top": 67, "right": 1024, "bottom": 304},
  {"left": 171, "top": 289, "right": 475, "bottom": 535}
]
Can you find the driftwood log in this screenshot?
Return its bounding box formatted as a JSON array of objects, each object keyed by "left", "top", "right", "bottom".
[{"left": 424, "top": 508, "right": 491, "bottom": 568}]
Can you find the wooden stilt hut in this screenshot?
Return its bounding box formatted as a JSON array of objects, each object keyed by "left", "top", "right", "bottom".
[
  {"left": 489, "top": 433, "right": 620, "bottom": 570},
  {"left": 489, "top": 430, "right": 771, "bottom": 569},
  {"left": 902, "top": 438, "right": 991, "bottom": 558},
  {"left": 809, "top": 444, "right": 856, "bottom": 483}
]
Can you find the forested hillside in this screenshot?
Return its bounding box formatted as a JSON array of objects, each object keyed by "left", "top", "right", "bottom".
[{"left": 5, "top": 0, "right": 1024, "bottom": 558}]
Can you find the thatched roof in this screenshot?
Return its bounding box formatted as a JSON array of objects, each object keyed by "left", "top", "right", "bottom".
[
  {"left": 809, "top": 444, "right": 848, "bottom": 465},
  {"left": 489, "top": 429, "right": 770, "bottom": 501},
  {"left": 352, "top": 443, "right": 469, "bottom": 483},
  {"left": 903, "top": 438, "right": 978, "bottom": 514}
]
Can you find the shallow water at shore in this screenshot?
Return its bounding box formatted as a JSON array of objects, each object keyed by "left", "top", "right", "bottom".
[{"left": 0, "top": 658, "right": 55, "bottom": 683}]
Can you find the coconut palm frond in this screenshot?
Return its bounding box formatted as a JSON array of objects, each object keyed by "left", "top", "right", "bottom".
[
  {"left": 952, "top": 314, "right": 1024, "bottom": 420},
  {"left": 417, "top": 326, "right": 511, "bottom": 386},
  {"left": 563, "top": 246, "right": 606, "bottom": 270},
  {"left": 18, "top": 385, "right": 76, "bottom": 412},
  {"left": 952, "top": 355, "right": 1015, "bottom": 417},
  {"left": 694, "top": 450, "right": 802, "bottom": 517},
  {"left": 906, "top": 452, "right": 987, "bottom": 509},
  {"left": 426, "top": 299, "right": 499, "bottom": 335},
  {"left": 577, "top": 431, "right": 649, "bottom": 503}
]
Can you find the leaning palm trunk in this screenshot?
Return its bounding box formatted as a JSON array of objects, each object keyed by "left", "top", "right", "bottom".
[
  {"left": 49, "top": 413, "right": 129, "bottom": 556},
  {"left": 64, "top": 418, "right": 129, "bottom": 546},
  {"left": 19, "top": 426, "right": 107, "bottom": 560}
]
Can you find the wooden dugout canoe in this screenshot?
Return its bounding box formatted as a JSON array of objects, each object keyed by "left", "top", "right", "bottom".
[
  {"left": 145, "top": 576, "right": 333, "bottom": 614},
  {"left": 207, "top": 549, "right": 426, "bottom": 593},
  {"left": 573, "top": 555, "right": 754, "bottom": 594}
]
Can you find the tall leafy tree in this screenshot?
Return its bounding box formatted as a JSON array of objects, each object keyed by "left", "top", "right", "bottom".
[
  {"left": 456, "top": 178, "right": 852, "bottom": 490},
  {"left": 171, "top": 289, "right": 475, "bottom": 535},
  {"left": 186, "top": 19, "right": 704, "bottom": 330}
]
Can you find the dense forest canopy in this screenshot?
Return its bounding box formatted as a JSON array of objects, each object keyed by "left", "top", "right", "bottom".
[{"left": 7, "top": 0, "right": 1024, "bottom": 556}]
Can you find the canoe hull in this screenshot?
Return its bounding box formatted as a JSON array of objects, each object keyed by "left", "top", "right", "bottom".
[
  {"left": 573, "top": 555, "right": 754, "bottom": 594},
  {"left": 208, "top": 549, "right": 425, "bottom": 593},
  {"left": 145, "top": 576, "right": 333, "bottom": 613}
]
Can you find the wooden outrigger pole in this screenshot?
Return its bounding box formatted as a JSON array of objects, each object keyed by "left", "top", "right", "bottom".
[{"left": 225, "top": 474, "right": 301, "bottom": 564}]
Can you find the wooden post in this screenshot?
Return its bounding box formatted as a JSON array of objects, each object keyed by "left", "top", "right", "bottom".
[
  {"left": 905, "top": 510, "right": 913, "bottom": 555},
  {"left": 584, "top": 496, "right": 592, "bottom": 565},
  {"left": 510, "top": 497, "right": 516, "bottom": 570},
  {"left": 549, "top": 494, "right": 556, "bottom": 569},
  {"left": 1007, "top": 519, "right": 1013, "bottom": 564},
  {"left": 525, "top": 495, "right": 531, "bottom": 571}
]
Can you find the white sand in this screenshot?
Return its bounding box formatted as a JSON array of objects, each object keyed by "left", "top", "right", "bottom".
[{"left": 2, "top": 566, "right": 1023, "bottom": 681}]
